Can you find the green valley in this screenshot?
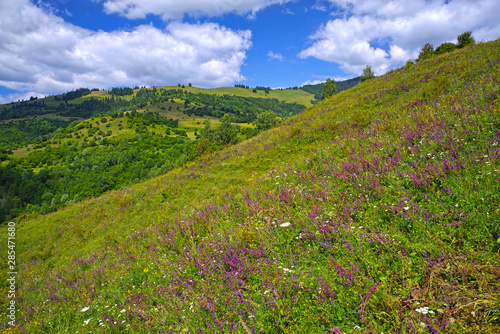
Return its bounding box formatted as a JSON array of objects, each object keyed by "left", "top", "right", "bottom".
[{"left": 0, "top": 84, "right": 324, "bottom": 222}]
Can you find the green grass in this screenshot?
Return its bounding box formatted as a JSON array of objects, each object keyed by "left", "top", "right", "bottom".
[{"left": 1, "top": 40, "right": 500, "bottom": 333}]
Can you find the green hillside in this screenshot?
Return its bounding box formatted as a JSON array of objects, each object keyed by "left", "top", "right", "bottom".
[
  {"left": 0, "top": 85, "right": 310, "bottom": 222},
  {"left": 1, "top": 40, "right": 500, "bottom": 333},
  {"left": 158, "top": 86, "right": 317, "bottom": 107}
]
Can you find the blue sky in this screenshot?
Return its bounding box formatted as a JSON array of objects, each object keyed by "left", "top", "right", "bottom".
[{"left": 1, "top": 0, "right": 499, "bottom": 103}]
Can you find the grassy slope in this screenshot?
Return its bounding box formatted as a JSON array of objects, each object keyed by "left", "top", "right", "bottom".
[{"left": 1, "top": 41, "right": 500, "bottom": 333}]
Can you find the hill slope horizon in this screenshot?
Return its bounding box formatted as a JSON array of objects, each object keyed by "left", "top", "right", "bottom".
[
  {"left": 0, "top": 77, "right": 362, "bottom": 111},
  {"left": 1, "top": 40, "right": 499, "bottom": 333}
]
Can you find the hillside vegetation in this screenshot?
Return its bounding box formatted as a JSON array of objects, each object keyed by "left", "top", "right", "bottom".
[
  {"left": 0, "top": 85, "right": 310, "bottom": 221},
  {"left": 301, "top": 77, "right": 360, "bottom": 101},
  {"left": 1, "top": 40, "right": 499, "bottom": 333}
]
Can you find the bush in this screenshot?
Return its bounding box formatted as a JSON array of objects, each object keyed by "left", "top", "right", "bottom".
[
  {"left": 405, "top": 59, "right": 415, "bottom": 68},
  {"left": 435, "top": 42, "right": 456, "bottom": 55}
]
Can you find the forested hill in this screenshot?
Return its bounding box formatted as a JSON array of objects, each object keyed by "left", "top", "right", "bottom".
[
  {"left": 0, "top": 85, "right": 314, "bottom": 222},
  {"left": 0, "top": 81, "right": 362, "bottom": 223},
  {"left": 0, "top": 86, "right": 311, "bottom": 122},
  {"left": 1, "top": 39, "right": 498, "bottom": 332},
  {"left": 301, "top": 77, "right": 361, "bottom": 101}
]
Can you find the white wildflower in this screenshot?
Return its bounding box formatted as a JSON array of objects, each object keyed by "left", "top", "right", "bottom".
[
  {"left": 84, "top": 318, "right": 92, "bottom": 325},
  {"left": 81, "top": 306, "right": 90, "bottom": 312},
  {"left": 280, "top": 222, "right": 291, "bottom": 227},
  {"left": 416, "top": 307, "right": 429, "bottom": 314}
]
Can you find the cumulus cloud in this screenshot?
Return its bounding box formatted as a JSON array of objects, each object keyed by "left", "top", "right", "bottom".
[
  {"left": 0, "top": 0, "right": 252, "bottom": 101},
  {"left": 299, "top": 0, "right": 500, "bottom": 75},
  {"left": 267, "top": 51, "right": 284, "bottom": 61},
  {"left": 101, "top": 0, "right": 294, "bottom": 20},
  {"left": 300, "top": 79, "right": 323, "bottom": 86},
  {"left": 0, "top": 92, "right": 45, "bottom": 105}
]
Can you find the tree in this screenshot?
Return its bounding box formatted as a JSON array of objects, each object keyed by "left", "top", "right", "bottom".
[
  {"left": 196, "top": 138, "right": 212, "bottom": 156},
  {"left": 199, "top": 117, "right": 214, "bottom": 142},
  {"left": 457, "top": 31, "right": 475, "bottom": 48},
  {"left": 417, "top": 43, "right": 434, "bottom": 62},
  {"left": 435, "top": 42, "right": 456, "bottom": 55},
  {"left": 214, "top": 114, "right": 238, "bottom": 146},
  {"left": 360, "top": 65, "right": 375, "bottom": 82},
  {"left": 321, "top": 78, "right": 337, "bottom": 100},
  {"left": 254, "top": 111, "right": 278, "bottom": 132}
]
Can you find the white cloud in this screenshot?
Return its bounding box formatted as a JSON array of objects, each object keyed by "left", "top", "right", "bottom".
[
  {"left": 0, "top": 92, "right": 45, "bottom": 105},
  {"left": 299, "top": 0, "right": 500, "bottom": 76},
  {"left": 101, "top": 0, "right": 294, "bottom": 20},
  {"left": 299, "top": 16, "right": 390, "bottom": 75},
  {"left": 0, "top": 0, "right": 252, "bottom": 101},
  {"left": 300, "top": 79, "right": 323, "bottom": 86},
  {"left": 268, "top": 51, "right": 284, "bottom": 61},
  {"left": 312, "top": 0, "right": 329, "bottom": 12}
]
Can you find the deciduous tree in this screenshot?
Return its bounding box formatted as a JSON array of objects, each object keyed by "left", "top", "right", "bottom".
[
  {"left": 360, "top": 65, "right": 375, "bottom": 82},
  {"left": 321, "top": 78, "right": 337, "bottom": 100},
  {"left": 457, "top": 31, "right": 475, "bottom": 48},
  {"left": 417, "top": 43, "right": 434, "bottom": 62},
  {"left": 254, "top": 111, "right": 278, "bottom": 132}
]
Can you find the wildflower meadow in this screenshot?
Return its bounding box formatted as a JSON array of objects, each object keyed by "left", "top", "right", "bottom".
[{"left": 1, "top": 39, "right": 499, "bottom": 333}]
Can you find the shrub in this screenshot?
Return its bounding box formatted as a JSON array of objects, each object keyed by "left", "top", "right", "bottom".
[
  {"left": 405, "top": 59, "right": 415, "bottom": 68},
  {"left": 435, "top": 42, "right": 456, "bottom": 55}
]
